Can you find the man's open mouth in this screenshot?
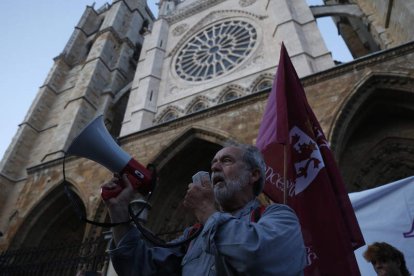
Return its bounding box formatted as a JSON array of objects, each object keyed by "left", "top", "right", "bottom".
[{"left": 212, "top": 175, "right": 225, "bottom": 186}]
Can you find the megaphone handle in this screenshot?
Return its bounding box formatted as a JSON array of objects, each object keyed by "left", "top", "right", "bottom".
[
  {"left": 101, "top": 183, "right": 124, "bottom": 200},
  {"left": 101, "top": 174, "right": 141, "bottom": 200}
]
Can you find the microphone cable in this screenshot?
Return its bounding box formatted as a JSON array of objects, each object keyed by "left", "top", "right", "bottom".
[{"left": 62, "top": 153, "right": 202, "bottom": 247}]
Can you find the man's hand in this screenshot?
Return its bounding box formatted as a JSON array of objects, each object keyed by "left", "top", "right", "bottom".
[
  {"left": 102, "top": 174, "right": 136, "bottom": 245},
  {"left": 183, "top": 177, "right": 217, "bottom": 224},
  {"left": 104, "top": 174, "right": 134, "bottom": 203}
]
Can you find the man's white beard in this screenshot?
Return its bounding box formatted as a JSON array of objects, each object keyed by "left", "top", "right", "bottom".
[{"left": 214, "top": 170, "right": 250, "bottom": 205}]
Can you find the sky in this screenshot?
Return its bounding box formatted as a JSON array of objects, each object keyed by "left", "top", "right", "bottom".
[{"left": 0, "top": 0, "right": 351, "bottom": 160}]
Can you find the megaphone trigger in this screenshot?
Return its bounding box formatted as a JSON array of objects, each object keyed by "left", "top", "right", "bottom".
[{"left": 134, "top": 170, "right": 144, "bottom": 179}]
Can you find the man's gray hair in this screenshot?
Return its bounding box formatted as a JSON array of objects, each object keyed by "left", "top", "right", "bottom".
[{"left": 230, "top": 143, "right": 266, "bottom": 196}]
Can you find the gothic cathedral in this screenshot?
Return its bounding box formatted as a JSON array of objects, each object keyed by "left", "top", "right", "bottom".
[{"left": 1, "top": 0, "right": 413, "bottom": 274}]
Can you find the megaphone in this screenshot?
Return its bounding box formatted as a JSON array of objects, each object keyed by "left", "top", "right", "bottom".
[{"left": 66, "top": 115, "right": 154, "bottom": 200}]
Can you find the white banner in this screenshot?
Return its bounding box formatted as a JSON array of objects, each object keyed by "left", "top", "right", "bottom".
[{"left": 349, "top": 176, "right": 414, "bottom": 275}]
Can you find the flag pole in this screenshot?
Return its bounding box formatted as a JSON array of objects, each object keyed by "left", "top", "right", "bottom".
[{"left": 283, "top": 144, "right": 287, "bottom": 204}]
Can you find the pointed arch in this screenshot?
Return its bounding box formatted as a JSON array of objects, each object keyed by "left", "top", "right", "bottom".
[
  {"left": 152, "top": 126, "right": 233, "bottom": 170},
  {"left": 185, "top": 96, "right": 210, "bottom": 114},
  {"left": 216, "top": 84, "right": 245, "bottom": 103},
  {"left": 9, "top": 181, "right": 87, "bottom": 249},
  {"left": 249, "top": 73, "right": 273, "bottom": 93},
  {"left": 145, "top": 126, "right": 234, "bottom": 240},
  {"left": 155, "top": 105, "right": 183, "bottom": 124},
  {"left": 330, "top": 72, "right": 414, "bottom": 154},
  {"left": 329, "top": 72, "right": 414, "bottom": 190}
]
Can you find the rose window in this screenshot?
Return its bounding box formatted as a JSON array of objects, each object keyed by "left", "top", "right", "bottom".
[{"left": 175, "top": 20, "right": 257, "bottom": 82}]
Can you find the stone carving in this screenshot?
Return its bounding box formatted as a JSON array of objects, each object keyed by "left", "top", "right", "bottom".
[
  {"left": 172, "top": 23, "right": 189, "bottom": 36},
  {"left": 163, "top": 0, "right": 227, "bottom": 24},
  {"left": 239, "top": 0, "right": 256, "bottom": 8}
]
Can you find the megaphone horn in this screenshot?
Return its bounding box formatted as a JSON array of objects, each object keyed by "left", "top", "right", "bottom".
[{"left": 66, "top": 115, "right": 153, "bottom": 200}]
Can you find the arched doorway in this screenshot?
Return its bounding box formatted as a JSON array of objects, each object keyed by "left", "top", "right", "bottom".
[
  {"left": 145, "top": 128, "right": 226, "bottom": 240},
  {"left": 331, "top": 74, "right": 414, "bottom": 191},
  {"left": 0, "top": 183, "right": 110, "bottom": 275},
  {"left": 10, "top": 183, "right": 86, "bottom": 249}
]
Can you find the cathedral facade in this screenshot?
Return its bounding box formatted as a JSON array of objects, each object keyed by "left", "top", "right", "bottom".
[{"left": 1, "top": 0, "right": 413, "bottom": 273}]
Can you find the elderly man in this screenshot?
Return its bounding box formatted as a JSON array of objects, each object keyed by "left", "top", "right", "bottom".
[{"left": 104, "top": 144, "right": 306, "bottom": 275}]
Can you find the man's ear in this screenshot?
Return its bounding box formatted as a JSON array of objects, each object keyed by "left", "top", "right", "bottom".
[{"left": 250, "top": 168, "right": 261, "bottom": 184}]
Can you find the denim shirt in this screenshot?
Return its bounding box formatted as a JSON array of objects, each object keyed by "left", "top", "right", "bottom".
[{"left": 109, "top": 199, "right": 306, "bottom": 276}]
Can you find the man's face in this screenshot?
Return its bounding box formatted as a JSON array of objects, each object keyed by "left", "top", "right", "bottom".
[
  {"left": 210, "top": 147, "right": 250, "bottom": 204},
  {"left": 372, "top": 259, "right": 402, "bottom": 276}
]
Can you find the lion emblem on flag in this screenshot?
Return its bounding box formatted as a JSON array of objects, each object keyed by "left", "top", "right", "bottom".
[{"left": 290, "top": 126, "right": 325, "bottom": 194}]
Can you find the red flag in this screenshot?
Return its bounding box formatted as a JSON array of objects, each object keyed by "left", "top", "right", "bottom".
[{"left": 256, "top": 43, "right": 365, "bottom": 275}]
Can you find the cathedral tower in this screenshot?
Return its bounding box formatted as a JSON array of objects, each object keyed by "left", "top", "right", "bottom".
[{"left": 0, "top": 0, "right": 154, "bottom": 250}]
